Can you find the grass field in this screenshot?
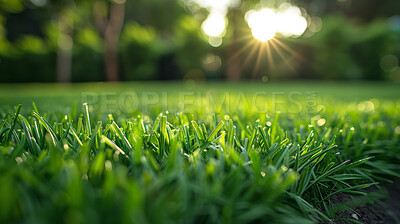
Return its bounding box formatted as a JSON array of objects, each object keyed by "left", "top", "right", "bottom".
[{"left": 0, "top": 81, "right": 399, "bottom": 223}]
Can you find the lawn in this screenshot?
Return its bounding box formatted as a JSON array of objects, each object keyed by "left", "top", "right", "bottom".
[{"left": 0, "top": 81, "right": 399, "bottom": 223}]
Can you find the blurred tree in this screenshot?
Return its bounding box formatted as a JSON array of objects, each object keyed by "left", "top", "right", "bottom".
[
  {"left": 296, "top": 0, "right": 400, "bottom": 22},
  {"left": 0, "top": 0, "right": 398, "bottom": 82},
  {"left": 0, "top": 0, "right": 24, "bottom": 14},
  {"left": 119, "top": 22, "right": 161, "bottom": 80},
  {"left": 28, "top": 0, "right": 125, "bottom": 82},
  {"left": 172, "top": 14, "right": 208, "bottom": 80},
  {"left": 124, "top": 0, "right": 203, "bottom": 80},
  {"left": 181, "top": 0, "right": 274, "bottom": 81},
  {"left": 309, "top": 14, "right": 399, "bottom": 80},
  {"left": 124, "top": 0, "right": 186, "bottom": 35},
  {"left": 121, "top": 0, "right": 206, "bottom": 80},
  {"left": 93, "top": 0, "right": 126, "bottom": 82},
  {"left": 225, "top": 8, "right": 243, "bottom": 81},
  {"left": 46, "top": 0, "right": 76, "bottom": 83},
  {"left": 0, "top": 0, "right": 25, "bottom": 52}
]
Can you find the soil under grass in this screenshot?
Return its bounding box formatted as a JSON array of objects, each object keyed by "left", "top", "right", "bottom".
[{"left": 331, "top": 180, "right": 400, "bottom": 223}]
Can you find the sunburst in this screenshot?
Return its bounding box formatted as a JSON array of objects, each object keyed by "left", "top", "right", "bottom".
[{"left": 228, "top": 5, "right": 311, "bottom": 79}]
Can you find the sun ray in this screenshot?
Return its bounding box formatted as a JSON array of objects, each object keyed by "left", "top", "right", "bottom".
[
  {"left": 269, "top": 40, "right": 296, "bottom": 73},
  {"left": 241, "top": 3, "right": 312, "bottom": 79},
  {"left": 273, "top": 38, "right": 311, "bottom": 66},
  {"left": 264, "top": 41, "right": 275, "bottom": 74},
  {"left": 230, "top": 40, "right": 252, "bottom": 60},
  {"left": 243, "top": 40, "right": 261, "bottom": 66},
  {"left": 252, "top": 41, "right": 265, "bottom": 78},
  {"left": 236, "top": 33, "right": 255, "bottom": 43}
]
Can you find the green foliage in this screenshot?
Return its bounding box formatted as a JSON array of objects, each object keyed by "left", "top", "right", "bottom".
[
  {"left": 119, "top": 23, "right": 162, "bottom": 80},
  {"left": 310, "top": 14, "right": 400, "bottom": 80},
  {"left": 0, "top": 35, "right": 56, "bottom": 82},
  {"left": 0, "top": 0, "right": 24, "bottom": 13},
  {"left": 173, "top": 14, "right": 208, "bottom": 75}
]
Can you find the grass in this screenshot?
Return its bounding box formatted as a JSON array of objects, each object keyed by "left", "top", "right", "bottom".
[{"left": 0, "top": 81, "right": 399, "bottom": 223}]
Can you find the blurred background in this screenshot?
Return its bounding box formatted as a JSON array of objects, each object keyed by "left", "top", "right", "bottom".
[{"left": 0, "top": 0, "right": 399, "bottom": 83}]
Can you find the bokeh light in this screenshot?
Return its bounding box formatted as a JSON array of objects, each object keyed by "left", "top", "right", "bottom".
[
  {"left": 193, "top": 0, "right": 240, "bottom": 13},
  {"left": 202, "top": 53, "right": 222, "bottom": 71},
  {"left": 275, "top": 4, "right": 308, "bottom": 37},
  {"left": 245, "top": 4, "right": 309, "bottom": 41},
  {"left": 202, "top": 12, "right": 227, "bottom": 37},
  {"left": 245, "top": 9, "right": 277, "bottom": 41}
]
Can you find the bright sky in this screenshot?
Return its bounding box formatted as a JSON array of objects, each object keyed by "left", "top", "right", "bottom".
[
  {"left": 246, "top": 8, "right": 277, "bottom": 41},
  {"left": 196, "top": 0, "right": 239, "bottom": 44},
  {"left": 194, "top": 0, "right": 240, "bottom": 14},
  {"left": 202, "top": 13, "right": 227, "bottom": 37},
  {"left": 246, "top": 4, "right": 308, "bottom": 41},
  {"left": 197, "top": 0, "right": 309, "bottom": 43}
]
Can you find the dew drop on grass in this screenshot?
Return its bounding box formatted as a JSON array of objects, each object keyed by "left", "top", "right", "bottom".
[
  {"left": 395, "top": 126, "right": 400, "bottom": 135},
  {"left": 357, "top": 101, "right": 375, "bottom": 112},
  {"left": 113, "top": 151, "right": 120, "bottom": 162},
  {"left": 82, "top": 174, "right": 88, "bottom": 180},
  {"left": 317, "top": 118, "right": 326, "bottom": 126},
  {"left": 262, "top": 76, "right": 268, "bottom": 82},
  {"left": 105, "top": 160, "right": 112, "bottom": 171},
  {"left": 15, "top": 157, "right": 23, "bottom": 164}
]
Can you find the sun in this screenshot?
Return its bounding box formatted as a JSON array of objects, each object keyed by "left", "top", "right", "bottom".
[{"left": 198, "top": 2, "right": 311, "bottom": 78}]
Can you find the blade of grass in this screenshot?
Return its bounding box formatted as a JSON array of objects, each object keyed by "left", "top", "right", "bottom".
[
  {"left": 33, "top": 111, "right": 60, "bottom": 147},
  {"left": 6, "top": 104, "right": 22, "bottom": 143},
  {"left": 83, "top": 103, "right": 92, "bottom": 137}
]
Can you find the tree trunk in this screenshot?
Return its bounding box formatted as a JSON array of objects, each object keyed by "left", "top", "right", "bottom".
[
  {"left": 104, "top": 25, "right": 119, "bottom": 82},
  {"left": 96, "top": 2, "right": 125, "bottom": 82},
  {"left": 226, "top": 43, "right": 241, "bottom": 81},
  {"left": 225, "top": 9, "right": 241, "bottom": 81}
]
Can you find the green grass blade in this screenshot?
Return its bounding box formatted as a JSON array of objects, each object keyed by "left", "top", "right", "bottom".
[
  {"left": 6, "top": 104, "right": 22, "bottom": 143},
  {"left": 83, "top": 103, "right": 92, "bottom": 137},
  {"left": 32, "top": 111, "right": 60, "bottom": 147},
  {"left": 206, "top": 121, "right": 224, "bottom": 142}
]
